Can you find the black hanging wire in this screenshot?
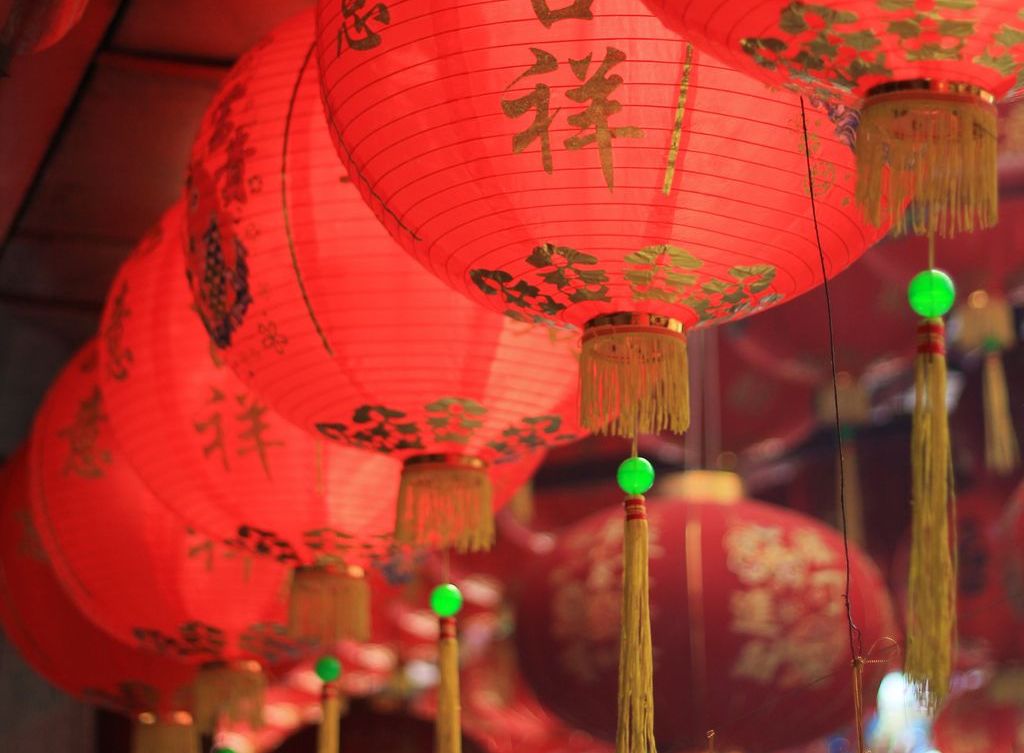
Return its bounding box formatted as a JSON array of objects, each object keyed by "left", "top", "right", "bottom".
[{"left": 798, "top": 96, "right": 864, "bottom": 663}]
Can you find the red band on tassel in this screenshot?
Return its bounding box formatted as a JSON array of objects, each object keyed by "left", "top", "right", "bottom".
[
  {"left": 917, "top": 320, "right": 946, "bottom": 356},
  {"left": 624, "top": 495, "right": 647, "bottom": 521},
  {"left": 322, "top": 682, "right": 341, "bottom": 701},
  {"left": 439, "top": 617, "right": 457, "bottom": 639}
]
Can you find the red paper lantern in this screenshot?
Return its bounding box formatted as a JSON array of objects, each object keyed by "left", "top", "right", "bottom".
[
  {"left": 184, "top": 10, "right": 582, "bottom": 552},
  {"left": 639, "top": 0, "right": 1024, "bottom": 236},
  {"left": 0, "top": 451, "right": 201, "bottom": 752},
  {"left": 932, "top": 669, "right": 1024, "bottom": 753},
  {"left": 0, "top": 0, "right": 88, "bottom": 68},
  {"left": 891, "top": 477, "right": 1024, "bottom": 667},
  {"left": 28, "top": 342, "right": 308, "bottom": 733},
  {"left": 315, "top": 0, "right": 888, "bottom": 439},
  {"left": 514, "top": 472, "right": 898, "bottom": 753}
]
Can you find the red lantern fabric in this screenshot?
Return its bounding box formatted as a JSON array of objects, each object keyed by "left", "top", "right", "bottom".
[
  {"left": 315, "top": 0, "right": 888, "bottom": 437},
  {"left": 514, "top": 477, "right": 898, "bottom": 753},
  {"left": 638, "top": 0, "right": 1024, "bottom": 235},
  {"left": 99, "top": 200, "right": 400, "bottom": 570},
  {"left": 642, "top": 2, "right": 1024, "bottom": 102},
  {"left": 0, "top": 450, "right": 197, "bottom": 718},
  {"left": 184, "top": 10, "right": 581, "bottom": 549},
  {"left": 891, "top": 477, "right": 1024, "bottom": 667},
  {"left": 28, "top": 342, "right": 307, "bottom": 674},
  {"left": 932, "top": 669, "right": 1024, "bottom": 753},
  {"left": 0, "top": 0, "right": 88, "bottom": 62}
]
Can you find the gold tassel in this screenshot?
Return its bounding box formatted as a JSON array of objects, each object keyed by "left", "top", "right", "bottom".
[
  {"left": 856, "top": 86, "right": 998, "bottom": 237},
  {"left": 192, "top": 660, "right": 266, "bottom": 734},
  {"left": 817, "top": 377, "right": 869, "bottom": 547},
  {"left": 983, "top": 351, "right": 1019, "bottom": 475},
  {"left": 851, "top": 658, "right": 866, "bottom": 753},
  {"left": 132, "top": 715, "right": 199, "bottom": 753},
  {"left": 839, "top": 441, "right": 867, "bottom": 548},
  {"left": 396, "top": 455, "right": 493, "bottom": 553},
  {"left": 435, "top": 617, "right": 462, "bottom": 753},
  {"left": 580, "top": 314, "right": 689, "bottom": 438},
  {"left": 956, "top": 293, "right": 1019, "bottom": 475},
  {"left": 617, "top": 495, "right": 656, "bottom": 753},
  {"left": 507, "top": 482, "right": 535, "bottom": 525},
  {"left": 318, "top": 683, "right": 343, "bottom": 753},
  {"left": 289, "top": 565, "right": 371, "bottom": 644},
  {"left": 907, "top": 318, "right": 955, "bottom": 713}
]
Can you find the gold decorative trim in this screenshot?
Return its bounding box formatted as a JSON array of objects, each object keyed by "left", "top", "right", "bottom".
[
  {"left": 583, "top": 312, "right": 685, "bottom": 340},
  {"left": 403, "top": 454, "right": 487, "bottom": 471},
  {"left": 866, "top": 79, "right": 995, "bottom": 105}
]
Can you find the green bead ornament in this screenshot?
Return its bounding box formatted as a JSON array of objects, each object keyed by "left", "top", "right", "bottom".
[
  {"left": 617, "top": 456, "right": 655, "bottom": 495},
  {"left": 213, "top": 749, "right": 237, "bottom": 753},
  {"left": 315, "top": 655, "right": 342, "bottom": 683},
  {"left": 430, "top": 583, "right": 463, "bottom": 617},
  {"left": 907, "top": 269, "right": 955, "bottom": 318}
]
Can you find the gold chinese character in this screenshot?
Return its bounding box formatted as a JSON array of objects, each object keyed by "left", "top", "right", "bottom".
[
  {"left": 503, "top": 48, "right": 560, "bottom": 174},
  {"left": 337, "top": 0, "right": 391, "bottom": 53},
  {"left": 236, "top": 397, "right": 283, "bottom": 477},
  {"left": 730, "top": 588, "right": 779, "bottom": 638},
  {"left": 564, "top": 47, "right": 643, "bottom": 190},
  {"left": 529, "top": 0, "right": 593, "bottom": 27}
]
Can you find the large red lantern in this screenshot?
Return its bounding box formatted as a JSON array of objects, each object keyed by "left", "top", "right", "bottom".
[
  {"left": 514, "top": 472, "right": 898, "bottom": 753},
  {"left": 28, "top": 342, "right": 309, "bottom": 733},
  {"left": 0, "top": 0, "right": 88, "bottom": 71},
  {"left": 0, "top": 451, "right": 201, "bottom": 753},
  {"left": 184, "top": 10, "right": 582, "bottom": 552},
  {"left": 315, "top": 0, "right": 888, "bottom": 440},
  {"left": 639, "top": 0, "right": 1024, "bottom": 236},
  {"left": 932, "top": 669, "right": 1024, "bottom": 753}
]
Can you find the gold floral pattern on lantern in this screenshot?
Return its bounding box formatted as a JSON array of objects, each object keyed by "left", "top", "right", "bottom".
[
  {"left": 547, "top": 513, "right": 664, "bottom": 683},
  {"left": 724, "top": 524, "right": 846, "bottom": 687}
]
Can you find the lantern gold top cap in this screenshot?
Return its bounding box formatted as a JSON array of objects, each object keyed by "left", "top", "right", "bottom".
[
  {"left": 658, "top": 470, "right": 743, "bottom": 504},
  {"left": 865, "top": 79, "right": 994, "bottom": 104},
  {"left": 583, "top": 312, "right": 684, "bottom": 339},
  {"left": 403, "top": 454, "right": 487, "bottom": 471}
]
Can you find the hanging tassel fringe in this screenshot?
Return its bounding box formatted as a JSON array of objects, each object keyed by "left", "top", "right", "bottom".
[
  {"left": 817, "top": 379, "right": 869, "bottom": 547},
  {"left": 507, "top": 482, "right": 535, "bottom": 525},
  {"left": 983, "top": 351, "right": 1019, "bottom": 475},
  {"left": 193, "top": 660, "right": 266, "bottom": 733},
  {"left": 839, "top": 440, "right": 867, "bottom": 548},
  {"left": 289, "top": 565, "right": 371, "bottom": 644},
  {"left": 851, "top": 658, "right": 866, "bottom": 753},
  {"left": 318, "top": 683, "right": 343, "bottom": 753},
  {"left": 436, "top": 617, "right": 462, "bottom": 753},
  {"left": 907, "top": 318, "right": 955, "bottom": 713},
  {"left": 956, "top": 294, "right": 1019, "bottom": 475},
  {"left": 131, "top": 716, "right": 199, "bottom": 753},
  {"left": 580, "top": 315, "right": 689, "bottom": 438},
  {"left": 856, "top": 86, "right": 998, "bottom": 237},
  {"left": 396, "top": 456, "right": 493, "bottom": 553},
  {"left": 617, "top": 495, "right": 656, "bottom": 753}
]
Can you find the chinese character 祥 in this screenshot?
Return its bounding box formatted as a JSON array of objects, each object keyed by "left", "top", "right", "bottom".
[
  {"left": 564, "top": 47, "right": 644, "bottom": 190},
  {"left": 235, "top": 397, "right": 283, "bottom": 477},
  {"left": 194, "top": 387, "right": 229, "bottom": 469},
  {"left": 502, "top": 46, "right": 643, "bottom": 189},
  {"left": 530, "top": 0, "right": 593, "bottom": 27},
  {"left": 337, "top": 0, "right": 391, "bottom": 53}
]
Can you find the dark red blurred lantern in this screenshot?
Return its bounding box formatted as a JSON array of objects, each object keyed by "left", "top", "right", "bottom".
[
  {"left": 515, "top": 472, "right": 898, "bottom": 753},
  {"left": 28, "top": 342, "right": 308, "bottom": 733},
  {"left": 932, "top": 669, "right": 1024, "bottom": 753},
  {"left": 315, "top": 0, "right": 888, "bottom": 439},
  {"left": 0, "top": 451, "right": 200, "bottom": 753},
  {"left": 999, "top": 482, "right": 1024, "bottom": 659},
  {"left": 888, "top": 476, "right": 1024, "bottom": 670},
  {"left": 640, "top": 0, "right": 1024, "bottom": 236},
  {"left": 184, "top": 10, "right": 581, "bottom": 552},
  {"left": 0, "top": 0, "right": 87, "bottom": 70}
]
